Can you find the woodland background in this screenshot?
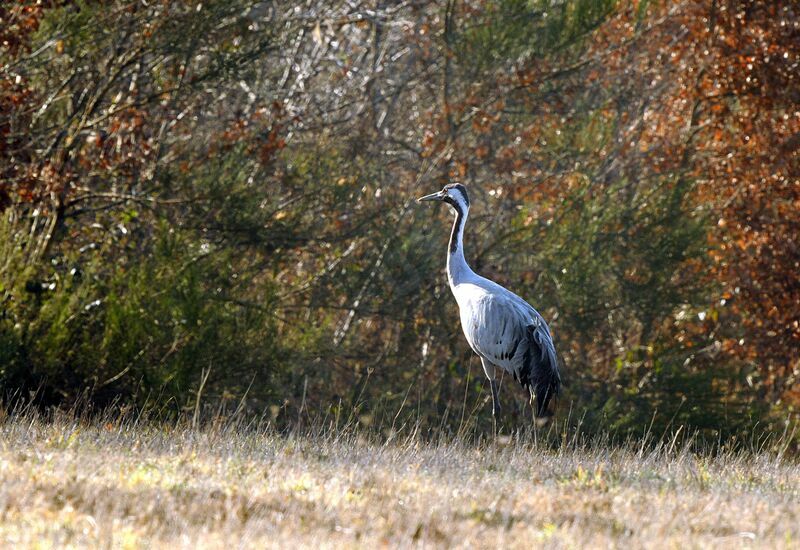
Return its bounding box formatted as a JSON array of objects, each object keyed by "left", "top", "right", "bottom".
[{"left": 1, "top": 0, "right": 798, "bottom": 442}]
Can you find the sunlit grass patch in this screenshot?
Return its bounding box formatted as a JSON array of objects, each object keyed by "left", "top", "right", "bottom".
[{"left": 0, "top": 411, "right": 798, "bottom": 548}]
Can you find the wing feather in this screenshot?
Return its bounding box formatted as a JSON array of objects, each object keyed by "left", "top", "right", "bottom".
[{"left": 459, "top": 289, "right": 560, "bottom": 416}]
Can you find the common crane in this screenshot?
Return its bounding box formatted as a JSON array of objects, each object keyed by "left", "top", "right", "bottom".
[{"left": 418, "top": 183, "right": 561, "bottom": 425}]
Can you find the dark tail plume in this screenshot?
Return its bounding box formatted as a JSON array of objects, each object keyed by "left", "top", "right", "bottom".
[{"left": 522, "top": 324, "right": 560, "bottom": 418}]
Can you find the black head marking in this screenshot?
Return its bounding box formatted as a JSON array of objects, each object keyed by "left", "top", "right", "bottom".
[{"left": 443, "top": 183, "right": 470, "bottom": 207}]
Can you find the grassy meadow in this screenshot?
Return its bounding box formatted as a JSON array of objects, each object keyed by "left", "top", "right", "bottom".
[{"left": 0, "top": 410, "right": 798, "bottom": 549}]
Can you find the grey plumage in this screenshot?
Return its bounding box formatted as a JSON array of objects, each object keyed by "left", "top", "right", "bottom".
[{"left": 418, "top": 183, "right": 561, "bottom": 422}]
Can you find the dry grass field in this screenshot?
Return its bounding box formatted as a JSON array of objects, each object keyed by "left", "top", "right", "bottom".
[{"left": 0, "top": 411, "right": 798, "bottom": 549}]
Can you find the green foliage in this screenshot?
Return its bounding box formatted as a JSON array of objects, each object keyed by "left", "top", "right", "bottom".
[
  {"left": 0, "top": 219, "right": 283, "bottom": 408},
  {"left": 455, "top": 0, "right": 617, "bottom": 73},
  {"left": 604, "top": 346, "right": 764, "bottom": 440}
]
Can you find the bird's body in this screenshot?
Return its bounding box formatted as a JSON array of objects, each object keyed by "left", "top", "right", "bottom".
[
  {"left": 419, "top": 183, "right": 561, "bottom": 422},
  {"left": 452, "top": 278, "right": 558, "bottom": 395}
]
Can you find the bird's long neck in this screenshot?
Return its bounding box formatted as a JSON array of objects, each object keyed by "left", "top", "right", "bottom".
[{"left": 447, "top": 203, "right": 474, "bottom": 286}]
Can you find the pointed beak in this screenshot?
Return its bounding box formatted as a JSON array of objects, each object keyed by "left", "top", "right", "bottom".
[{"left": 417, "top": 191, "right": 443, "bottom": 203}]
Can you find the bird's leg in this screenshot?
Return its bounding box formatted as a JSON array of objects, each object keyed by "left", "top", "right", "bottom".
[
  {"left": 481, "top": 358, "right": 502, "bottom": 435},
  {"left": 490, "top": 379, "right": 502, "bottom": 418},
  {"left": 485, "top": 379, "right": 502, "bottom": 436},
  {"left": 529, "top": 386, "right": 551, "bottom": 429}
]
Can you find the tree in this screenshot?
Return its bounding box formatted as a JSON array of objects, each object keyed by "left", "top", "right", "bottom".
[{"left": 0, "top": 0, "right": 793, "bottom": 441}]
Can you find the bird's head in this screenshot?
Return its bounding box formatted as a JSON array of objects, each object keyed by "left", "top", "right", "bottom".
[{"left": 417, "top": 183, "right": 470, "bottom": 213}]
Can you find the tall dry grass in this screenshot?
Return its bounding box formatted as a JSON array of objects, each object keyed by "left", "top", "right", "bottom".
[{"left": 0, "top": 403, "right": 798, "bottom": 548}]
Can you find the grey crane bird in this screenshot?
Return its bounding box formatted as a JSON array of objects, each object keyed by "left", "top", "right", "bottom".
[{"left": 418, "top": 183, "right": 561, "bottom": 424}]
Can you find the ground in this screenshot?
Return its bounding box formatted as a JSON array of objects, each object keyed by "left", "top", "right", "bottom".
[{"left": 0, "top": 412, "right": 798, "bottom": 548}]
